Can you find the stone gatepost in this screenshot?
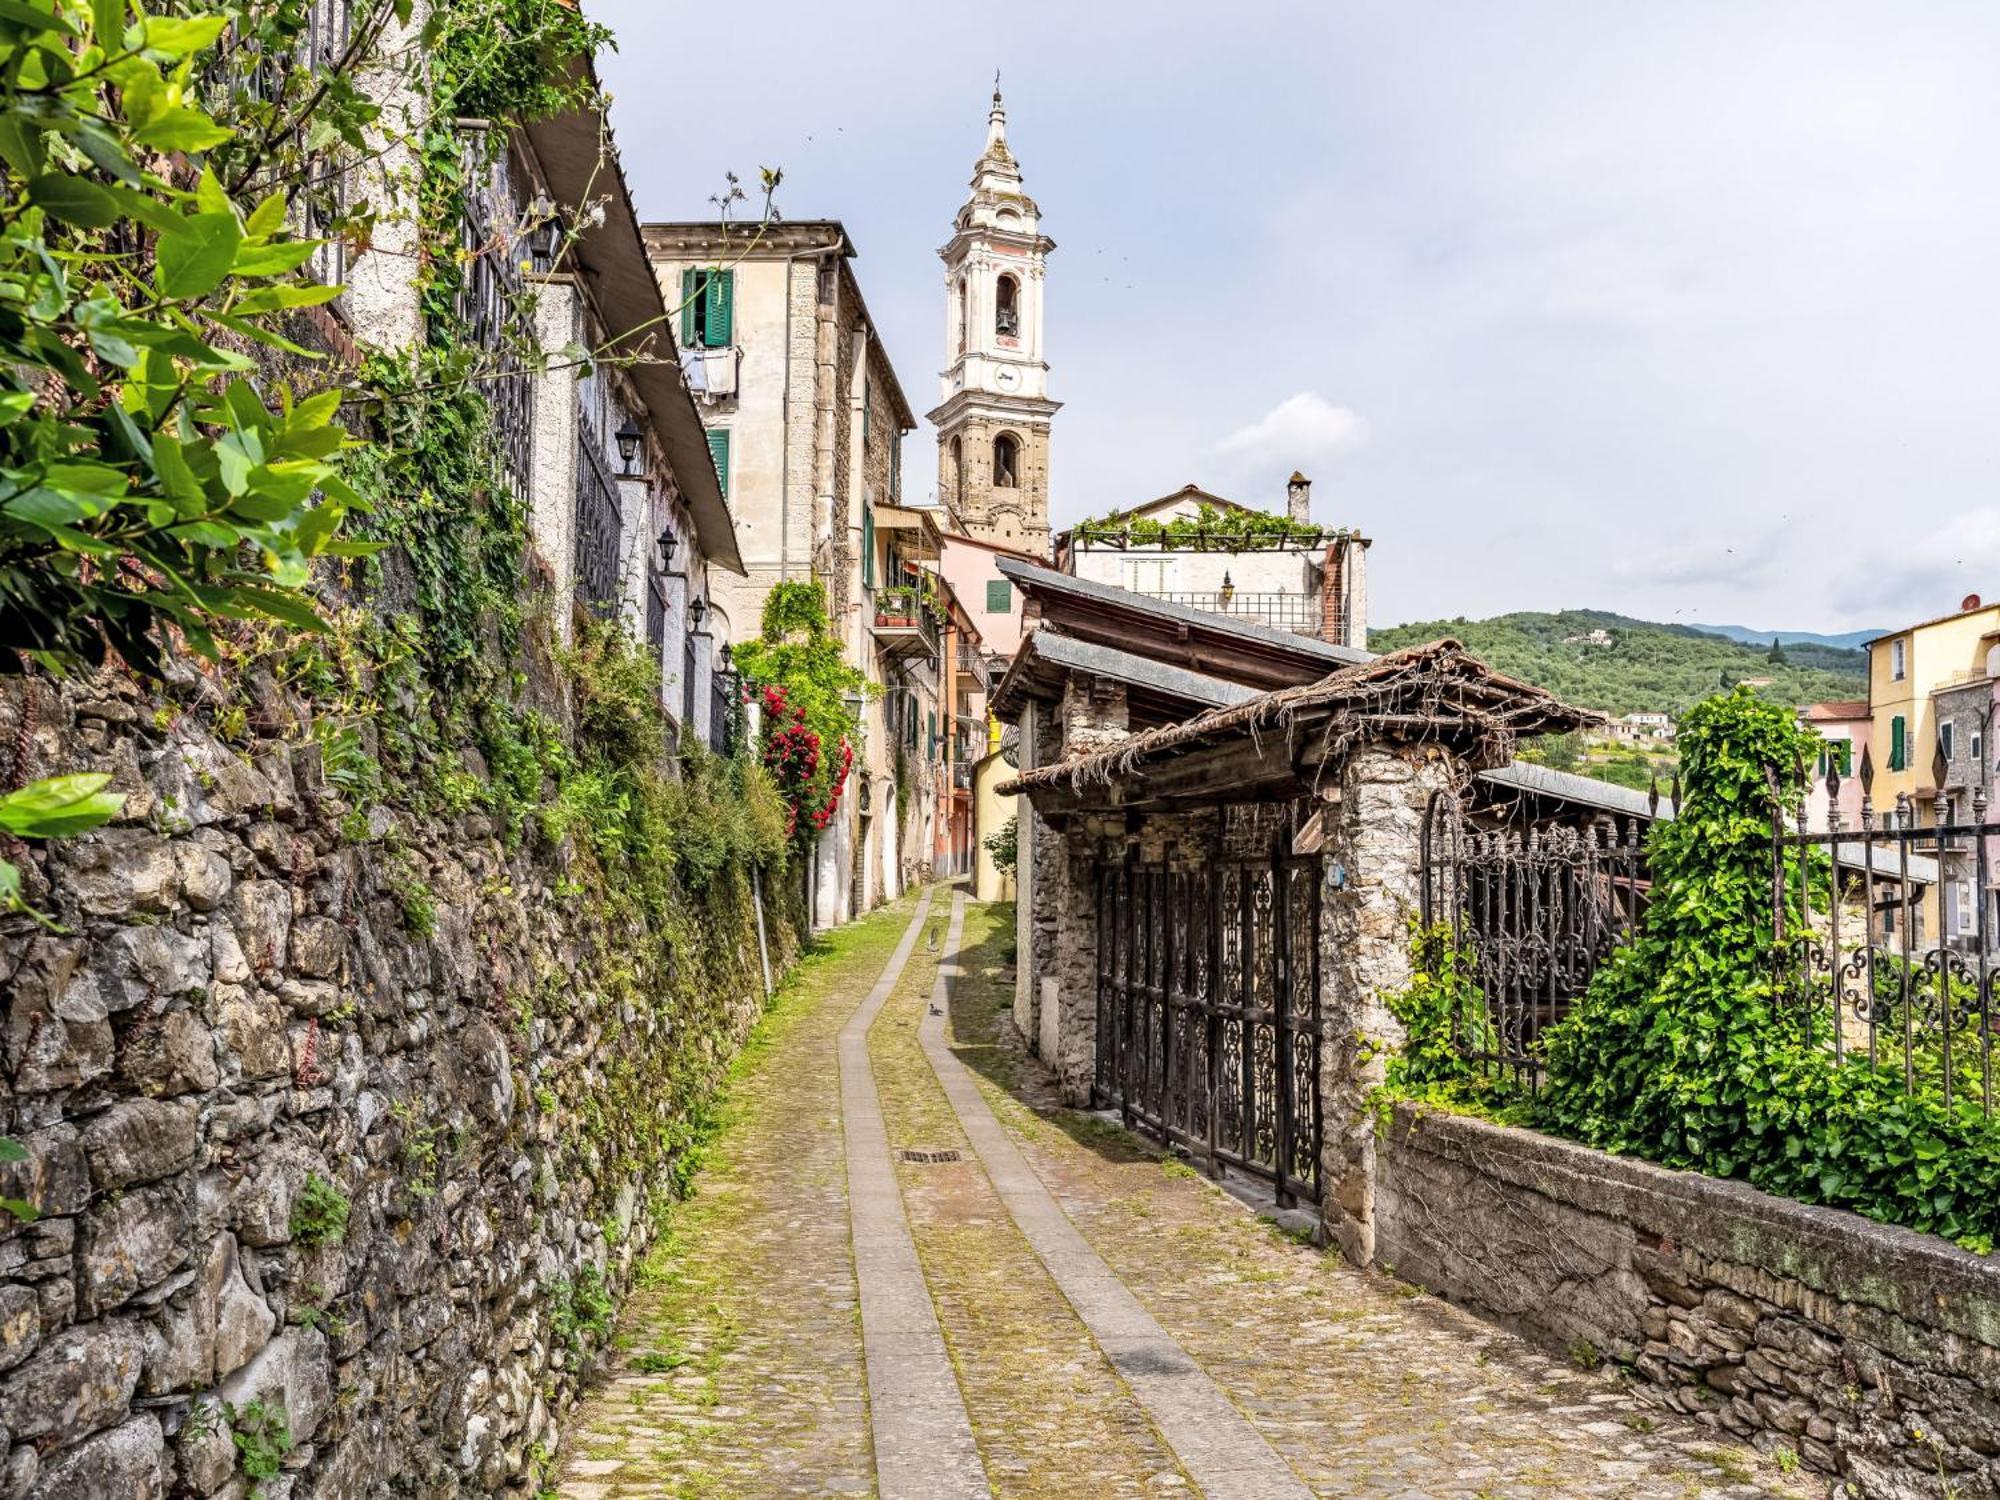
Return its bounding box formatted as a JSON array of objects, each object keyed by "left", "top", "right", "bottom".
[{"left": 1317, "top": 745, "right": 1460, "bottom": 1263}]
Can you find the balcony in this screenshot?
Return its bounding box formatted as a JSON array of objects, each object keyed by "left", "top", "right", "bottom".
[
  {"left": 1143, "top": 590, "right": 1336, "bottom": 640},
  {"left": 871, "top": 584, "right": 940, "bottom": 664}
]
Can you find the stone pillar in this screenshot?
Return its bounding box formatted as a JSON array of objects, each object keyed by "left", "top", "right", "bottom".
[
  {"left": 1013, "top": 702, "right": 1040, "bottom": 1044},
  {"left": 341, "top": 0, "right": 429, "bottom": 350},
  {"left": 1318, "top": 746, "right": 1458, "bottom": 1263},
  {"left": 528, "top": 275, "right": 584, "bottom": 640},
  {"left": 617, "top": 477, "right": 649, "bottom": 639},
  {"left": 1047, "top": 823, "right": 1100, "bottom": 1105}
]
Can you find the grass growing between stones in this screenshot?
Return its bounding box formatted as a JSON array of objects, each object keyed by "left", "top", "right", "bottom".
[
  {"left": 869, "top": 896, "right": 1191, "bottom": 1498},
  {"left": 560, "top": 891, "right": 925, "bottom": 1498}
]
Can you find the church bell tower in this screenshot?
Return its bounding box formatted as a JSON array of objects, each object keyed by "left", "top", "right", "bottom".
[{"left": 929, "top": 84, "right": 1058, "bottom": 554}]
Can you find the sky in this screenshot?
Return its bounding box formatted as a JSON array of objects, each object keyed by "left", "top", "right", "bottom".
[{"left": 587, "top": 1, "right": 2000, "bottom": 633}]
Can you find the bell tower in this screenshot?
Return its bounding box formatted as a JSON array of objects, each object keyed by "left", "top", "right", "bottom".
[{"left": 929, "top": 82, "right": 1058, "bottom": 554}]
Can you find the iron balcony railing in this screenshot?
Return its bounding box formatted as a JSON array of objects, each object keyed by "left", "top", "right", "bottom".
[
  {"left": 1140, "top": 590, "right": 1339, "bottom": 640},
  {"left": 870, "top": 584, "right": 941, "bottom": 662}
]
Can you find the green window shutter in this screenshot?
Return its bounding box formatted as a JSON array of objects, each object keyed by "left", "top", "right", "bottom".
[
  {"left": 1891, "top": 715, "right": 1906, "bottom": 771},
  {"left": 890, "top": 433, "right": 901, "bottom": 502},
  {"left": 705, "top": 428, "right": 730, "bottom": 499},
  {"left": 928, "top": 710, "right": 937, "bottom": 758},
  {"left": 680, "top": 268, "right": 697, "bottom": 346},
  {"left": 1838, "top": 740, "right": 1853, "bottom": 776},
  {"left": 862, "top": 504, "right": 875, "bottom": 588},
  {"left": 985, "top": 580, "right": 1011, "bottom": 613},
  {"left": 704, "top": 269, "right": 733, "bottom": 347}
]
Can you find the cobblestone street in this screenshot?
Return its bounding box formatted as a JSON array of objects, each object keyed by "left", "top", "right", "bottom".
[{"left": 562, "top": 889, "right": 1825, "bottom": 1499}]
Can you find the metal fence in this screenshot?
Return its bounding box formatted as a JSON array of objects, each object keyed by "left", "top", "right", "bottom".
[
  {"left": 1148, "top": 590, "right": 1327, "bottom": 639},
  {"left": 1772, "top": 756, "right": 1999, "bottom": 1117},
  {"left": 1419, "top": 792, "right": 1653, "bottom": 1088},
  {"left": 708, "top": 667, "right": 740, "bottom": 757},
  {"left": 573, "top": 414, "right": 622, "bottom": 617}
]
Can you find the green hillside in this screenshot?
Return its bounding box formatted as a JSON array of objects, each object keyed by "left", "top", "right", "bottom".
[{"left": 1369, "top": 610, "right": 1865, "bottom": 718}]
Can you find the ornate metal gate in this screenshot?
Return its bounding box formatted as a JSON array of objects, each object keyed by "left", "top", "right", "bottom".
[{"left": 1092, "top": 848, "right": 1321, "bottom": 1205}]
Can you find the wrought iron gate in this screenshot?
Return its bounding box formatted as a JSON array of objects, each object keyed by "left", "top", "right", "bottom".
[{"left": 1092, "top": 849, "right": 1321, "bottom": 1205}]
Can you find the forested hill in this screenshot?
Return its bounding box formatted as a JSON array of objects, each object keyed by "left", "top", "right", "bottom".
[{"left": 1368, "top": 610, "right": 1867, "bottom": 717}]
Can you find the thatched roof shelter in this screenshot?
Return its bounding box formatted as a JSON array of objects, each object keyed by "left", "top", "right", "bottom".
[{"left": 999, "top": 639, "right": 1599, "bottom": 816}]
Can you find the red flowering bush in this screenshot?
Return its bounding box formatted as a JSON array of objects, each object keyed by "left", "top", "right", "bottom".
[{"left": 732, "top": 585, "right": 870, "bottom": 845}]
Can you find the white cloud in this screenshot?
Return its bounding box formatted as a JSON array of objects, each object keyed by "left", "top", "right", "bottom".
[
  {"left": 1832, "top": 507, "right": 2000, "bottom": 619},
  {"left": 1214, "top": 392, "right": 1366, "bottom": 468}
]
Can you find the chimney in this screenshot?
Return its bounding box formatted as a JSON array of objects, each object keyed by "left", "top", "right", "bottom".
[{"left": 1286, "top": 471, "right": 1311, "bottom": 524}]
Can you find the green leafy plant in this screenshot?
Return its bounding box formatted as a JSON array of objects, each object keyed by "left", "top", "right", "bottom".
[
  {"left": 983, "top": 813, "right": 1018, "bottom": 879},
  {"left": 0, "top": 772, "right": 124, "bottom": 919},
  {"left": 1070, "top": 501, "right": 1340, "bottom": 552},
  {"left": 289, "top": 1173, "right": 350, "bottom": 1247},
  {"left": 1536, "top": 688, "right": 2000, "bottom": 1250},
  {"left": 732, "top": 582, "right": 869, "bottom": 843},
  {"left": 225, "top": 1399, "right": 293, "bottom": 1494},
  {"left": 0, "top": 2, "right": 390, "bottom": 680}
]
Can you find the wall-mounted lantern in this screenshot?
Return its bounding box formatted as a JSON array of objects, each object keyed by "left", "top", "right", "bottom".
[
  {"left": 655, "top": 527, "right": 679, "bottom": 574},
  {"left": 527, "top": 193, "right": 560, "bottom": 274},
  {"left": 615, "top": 420, "right": 642, "bottom": 475},
  {"left": 689, "top": 596, "right": 707, "bottom": 632}
]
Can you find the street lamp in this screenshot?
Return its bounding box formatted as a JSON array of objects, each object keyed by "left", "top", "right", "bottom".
[
  {"left": 615, "top": 420, "right": 642, "bottom": 475},
  {"left": 655, "top": 527, "right": 679, "bottom": 574},
  {"left": 689, "top": 596, "right": 707, "bottom": 632}
]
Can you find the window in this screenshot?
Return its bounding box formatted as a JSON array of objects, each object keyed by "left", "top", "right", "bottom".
[
  {"left": 985, "top": 579, "right": 1012, "bottom": 614},
  {"left": 949, "top": 437, "right": 963, "bottom": 506},
  {"left": 680, "top": 268, "right": 733, "bottom": 349},
  {"left": 995, "top": 274, "right": 1019, "bottom": 338},
  {"left": 861, "top": 503, "right": 875, "bottom": 588},
  {"left": 955, "top": 279, "right": 968, "bottom": 354},
  {"left": 705, "top": 428, "right": 730, "bottom": 498},
  {"left": 1890, "top": 638, "right": 1907, "bottom": 681},
  {"left": 1816, "top": 739, "right": 1853, "bottom": 778},
  {"left": 1889, "top": 714, "right": 1907, "bottom": 771},
  {"left": 1957, "top": 883, "right": 1974, "bottom": 936},
  {"left": 1942, "top": 721, "right": 1956, "bottom": 761},
  {"left": 993, "top": 433, "right": 1019, "bottom": 489}
]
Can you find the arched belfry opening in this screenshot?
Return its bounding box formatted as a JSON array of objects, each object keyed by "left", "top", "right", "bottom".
[
  {"left": 995, "top": 274, "right": 1019, "bottom": 339},
  {"left": 993, "top": 433, "right": 1019, "bottom": 489}
]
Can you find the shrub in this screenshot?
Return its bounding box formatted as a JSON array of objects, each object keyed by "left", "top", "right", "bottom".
[
  {"left": 1535, "top": 688, "right": 2000, "bottom": 1250},
  {"left": 983, "top": 815, "right": 1018, "bottom": 878}
]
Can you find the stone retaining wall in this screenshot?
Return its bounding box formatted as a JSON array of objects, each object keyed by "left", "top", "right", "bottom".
[
  {"left": 0, "top": 672, "right": 788, "bottom": 1497},
  {"left": 1376, "top": 1102, "right": 2000, "bottom": 1499}
]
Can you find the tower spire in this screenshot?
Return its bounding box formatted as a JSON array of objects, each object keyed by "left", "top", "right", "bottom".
[{"left": 987, "top": 73, "right": 1007, "bottom": 152}]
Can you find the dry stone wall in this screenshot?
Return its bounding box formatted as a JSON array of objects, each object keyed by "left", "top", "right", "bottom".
[
  {"left": 0, "top": 669, "right": 789, "bottom": 1498},
  {"left": 1377, "top": 1102, "right": 2000, "bottom": 1499}
]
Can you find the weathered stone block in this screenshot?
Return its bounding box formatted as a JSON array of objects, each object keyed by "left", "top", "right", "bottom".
[
  {"left": 51, "top": 831, "right": 176, "bottom": 917},
  {"left": 80, "top": 1186, "right": 189, "bottom": 1317},
  {"left": 28, "top": 1412, "right": 164, "bottom": 1498},
  {"left": 0, "top": 1322, "right": 143, "bottom": 1440},
  {"left": 115, "top": 1008, "right": 220, "bottom": 1098},
  {"left": 82, "top": 1100, "right": 198, "bottom": 1190}
]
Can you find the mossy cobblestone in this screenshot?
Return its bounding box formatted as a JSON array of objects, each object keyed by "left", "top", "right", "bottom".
[{"left": 564, "top": 892, "right": 1825, "bottom": 1498}]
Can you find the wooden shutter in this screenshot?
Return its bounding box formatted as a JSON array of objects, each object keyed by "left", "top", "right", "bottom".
[
  {"left": 705, "top": 269, "right": 733, "bottom": 347},
  {"left": 680, "top": 268, "right": 697, "bottom": 346},
  {"left": 985, "top": 580, "right": 1010, "bottom": 613},
  {"left": 706, "top": 428, "right": 730, "bottom": 499},
  {"left": 928, "top": 710, "right": 937, "bottom": 759},
  {"left": 862, "top": 504, "right": 876, "bottom": 587},
  {"left": 1891, "top": 715, "right": 1906, "bottom": 771}
]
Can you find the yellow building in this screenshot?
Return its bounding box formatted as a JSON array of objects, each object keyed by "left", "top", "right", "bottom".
[{"left": 1866, "top": 595, "right": 2000, "bottom": 815}]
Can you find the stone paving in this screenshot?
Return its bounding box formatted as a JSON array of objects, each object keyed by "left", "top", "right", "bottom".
[{"left": 564, "top": 888, "right": 1826, "bottom": 1499}]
